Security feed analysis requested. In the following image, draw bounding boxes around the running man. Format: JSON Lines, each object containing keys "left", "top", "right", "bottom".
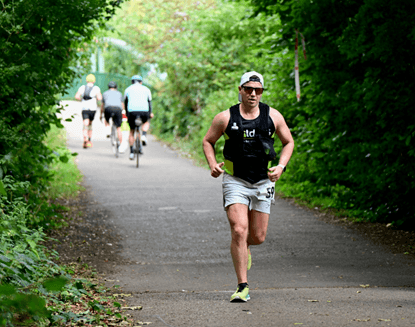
{"left": 101, "top": 81, "right": 124, "bottom": 152}
{"left": 202, "top": 71, "right": 294, "bottom": 302}
{"left": 124, "top": 75, "right": 153, "bottom": 160}
{"left": 75, "top": 74, "right": 102, "bottom": 148}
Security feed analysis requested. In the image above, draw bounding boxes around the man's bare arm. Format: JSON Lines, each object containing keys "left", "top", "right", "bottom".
{"left": 268, "top": 109, "right": 295, "bottom": 181}
{"left": 202, "top": 111, "right": 229, "bottom": 178}
{"left": 96, "top": 91, "right": 103, "bottom": 102}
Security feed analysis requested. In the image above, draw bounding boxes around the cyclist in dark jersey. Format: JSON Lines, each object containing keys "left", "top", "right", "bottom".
{"left": 101, "top": 81, "right": 124, "bottom": 152}
{"left": 202, "top": 71, "right": 294, "bottom": 302}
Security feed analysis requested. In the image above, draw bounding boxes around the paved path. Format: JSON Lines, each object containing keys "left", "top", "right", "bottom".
{"left": 61, "top": 101, "right": 415, "bottom": 326}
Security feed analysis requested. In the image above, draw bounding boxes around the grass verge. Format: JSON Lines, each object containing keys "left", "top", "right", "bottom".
{"left": 45, "top": 125, "right": 84, "bottom": 200}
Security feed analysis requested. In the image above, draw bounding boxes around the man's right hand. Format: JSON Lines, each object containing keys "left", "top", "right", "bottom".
{"left": 211, "top": 162, "right": 225, "bottom": 178}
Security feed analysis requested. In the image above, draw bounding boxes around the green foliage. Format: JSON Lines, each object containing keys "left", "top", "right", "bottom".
{"left": 0, "top": 176, "right": 63, "bottom": 325}
{"left": 107, "top": 0, "right": 216, "bottom": 63}
{"left": 247, "top": 0, "right": 415, "bottom": 225}
{"left": 0, "top": 1, "right": 131, "bottom": 324}
{"left": 112, "top": 0, "right": 415, "bottom": 225}
{"left": 0, "top": 0, "right": 123, "bottom": 228}
{"left": 150, "top": 1, "right": 273, "bottom": 150}
{"left": 44, "top": 125, "right": 84, "bottom": 200}
{"left": 99, "top": 39, "right": 151, "bottom": 79}
{"left": 0, "top": 173, "right": 128, "bottom": 326}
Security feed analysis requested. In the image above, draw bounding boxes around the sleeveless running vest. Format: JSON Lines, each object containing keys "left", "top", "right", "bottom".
{"left": 223, "top": 102, "right": 276, "bottom": 184}
{"left": 83, "top": 85, "right": 93, "bottom": 100}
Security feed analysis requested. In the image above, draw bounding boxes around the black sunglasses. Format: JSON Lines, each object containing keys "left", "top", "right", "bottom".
{"left": 242, "top": 86, "right": 264, "bottom": 95}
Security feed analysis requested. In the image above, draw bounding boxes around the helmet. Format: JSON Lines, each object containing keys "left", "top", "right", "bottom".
{"left": 108, "top": 81, "right": 117, "bottom": 89}
{"left": 131, "top": 75, "right": 143, "bottom": 82}
{"left": 86, "top": 74, "right": 96, "bottom": 83}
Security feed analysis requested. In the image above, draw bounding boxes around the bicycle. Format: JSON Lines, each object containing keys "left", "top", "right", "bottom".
{"left": 107, "top": 114, "right": 120, "bottom": 158}
{"left": 110, "top": 119, "right": 120, "bottom": 158}
{"left": 133, "top": 117, "right": 143, "bottom": 168}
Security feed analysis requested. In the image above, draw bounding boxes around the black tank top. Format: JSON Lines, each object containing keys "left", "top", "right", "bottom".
{"left": 223, "top": 103, "right": 276, "bottom": 184}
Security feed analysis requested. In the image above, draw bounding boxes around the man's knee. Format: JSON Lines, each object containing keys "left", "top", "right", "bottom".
{"left": 249, "top": 231, "right": 267, "bottom": 245}
{"left": 231, "top": 224, "right": 248, "bottom": 242}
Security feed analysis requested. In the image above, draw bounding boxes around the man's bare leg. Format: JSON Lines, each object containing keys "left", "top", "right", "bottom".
{"left": 227, "top": 203, "right": 250, "bottom": 284}
{"left": 88, "top": 128, "right": 93, "bottom": 142}
{"left": 129, "top": 129, "right": 135, "bottom": 147}
{"left": 82, "top": 119, "right": 90, "bottom": 143}
{"left": 117, "top": 127, "right": 122, "bottom": 144}
{"left": 247, "top": 210, "right": 270, "bottom": 246}
{"left": 142, "top": 121, "right": 150, "bottom": 133}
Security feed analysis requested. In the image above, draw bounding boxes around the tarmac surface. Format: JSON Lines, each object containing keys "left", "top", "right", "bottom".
{"left": 61, "top": 101, "right": 415, "bottom": 326}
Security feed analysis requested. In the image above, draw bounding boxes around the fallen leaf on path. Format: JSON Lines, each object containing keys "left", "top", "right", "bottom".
{"left": 354, "top": 318, "right": 370, "bottom": 322}
{"left": 359, "top": 284, "right": 370, "bottom": 288}
{"left": 122, "top": 306, "right": 143, "bottom": 311}
{"left": 378, "top": 319, "right": 391, "bottom": 322}
{"left": 135, "top": 322, "right": 152, "bottom": 326}
{"left": 114, "top": 293, "right": 132, "bottom": 297}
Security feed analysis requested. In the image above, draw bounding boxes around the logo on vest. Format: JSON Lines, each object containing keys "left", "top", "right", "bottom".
{"left": 244, "top": 129, "right": 256, "bottom": 138}
{"left": 231, "top": 122, "right": 239, "bottom": 130}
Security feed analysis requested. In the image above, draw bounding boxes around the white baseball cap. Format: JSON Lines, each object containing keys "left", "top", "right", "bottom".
{"left": 240, "top": 71, "right": 264, "bottom": 87}
{"left": 238, "top": 71, "right": 264, "bottom": 102}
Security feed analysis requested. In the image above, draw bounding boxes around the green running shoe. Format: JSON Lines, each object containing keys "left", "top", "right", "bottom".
{"left": 230, "top": 285, "right": 250, "bottom": 302}
{"left": 247, "top": 247, "right": 251, "bottom": 271}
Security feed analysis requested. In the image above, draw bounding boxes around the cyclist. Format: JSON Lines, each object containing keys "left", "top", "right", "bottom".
{"left": 75, "top": 74, "right": 102, "bottom": 148}
{"left": 101, "top": 81, "right": 124, "bottom": 152}
{"left": 124, "top": 75, "right": 153, "bottom": 160}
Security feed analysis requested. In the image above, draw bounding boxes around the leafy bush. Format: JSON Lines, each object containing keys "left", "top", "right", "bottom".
{"left": 0, "top": 1, "right": 128, "bottom": 324}
{"left": 150, "top": 1, "right": 273, "bottom": 150}
{"left": 0, "top": 173, "right": 124, "bottom": 326}
{"left": 248, "top": 0, "right": 415, "bottom": 225}
{"left": 144, "top": 0, "right": 414, "bottom": 226}
{"left": 0, "top": 0, "right": 123, "bottom": 228}
{"left": 0, "top": 176, "right": 65, "bottom": 325}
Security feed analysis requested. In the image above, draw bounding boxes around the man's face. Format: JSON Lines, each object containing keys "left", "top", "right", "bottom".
{"left": 238, "top": 81, "right": 263, "bottom": 108}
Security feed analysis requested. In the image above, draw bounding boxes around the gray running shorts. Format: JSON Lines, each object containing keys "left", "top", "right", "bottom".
{"left": 222, "top": 173, "right": 275, "bottom": 214}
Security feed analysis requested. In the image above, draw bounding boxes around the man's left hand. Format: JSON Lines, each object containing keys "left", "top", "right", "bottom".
{"left": 267, "top": 166, "right": 283, "bottom": 183}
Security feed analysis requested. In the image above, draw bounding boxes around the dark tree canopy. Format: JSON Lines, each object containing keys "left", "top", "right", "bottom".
{"left": 0, "top": 0, "right": 123, "bottom": 222}
{"left": 248, "top": 0, "right": 415, "bottom": 226}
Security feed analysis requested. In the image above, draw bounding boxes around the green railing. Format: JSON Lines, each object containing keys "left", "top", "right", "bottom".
{"left": 61, "top": 72, "right": 132, "bottom": 100}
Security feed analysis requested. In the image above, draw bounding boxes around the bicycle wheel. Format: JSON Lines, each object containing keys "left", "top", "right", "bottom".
{"left": 110, "top": 119, "right": 115, "bottom": 146}
{"left": 115, "top": 124, "right": 119, "bottom": 158}
{"left": 111, "top": 123, "right": 118, "bottom": 157}
{"left": 135, "top": 128, "right": 140, "bottom": 168}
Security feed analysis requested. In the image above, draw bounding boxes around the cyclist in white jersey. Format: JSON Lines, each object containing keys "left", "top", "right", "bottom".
{"left": 124, "top": 75, "right": 153, "bottom": 160}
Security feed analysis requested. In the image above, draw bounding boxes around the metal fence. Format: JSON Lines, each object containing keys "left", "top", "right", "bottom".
{"left": 61, "top": 72, "right": 132, "bottom": 99}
